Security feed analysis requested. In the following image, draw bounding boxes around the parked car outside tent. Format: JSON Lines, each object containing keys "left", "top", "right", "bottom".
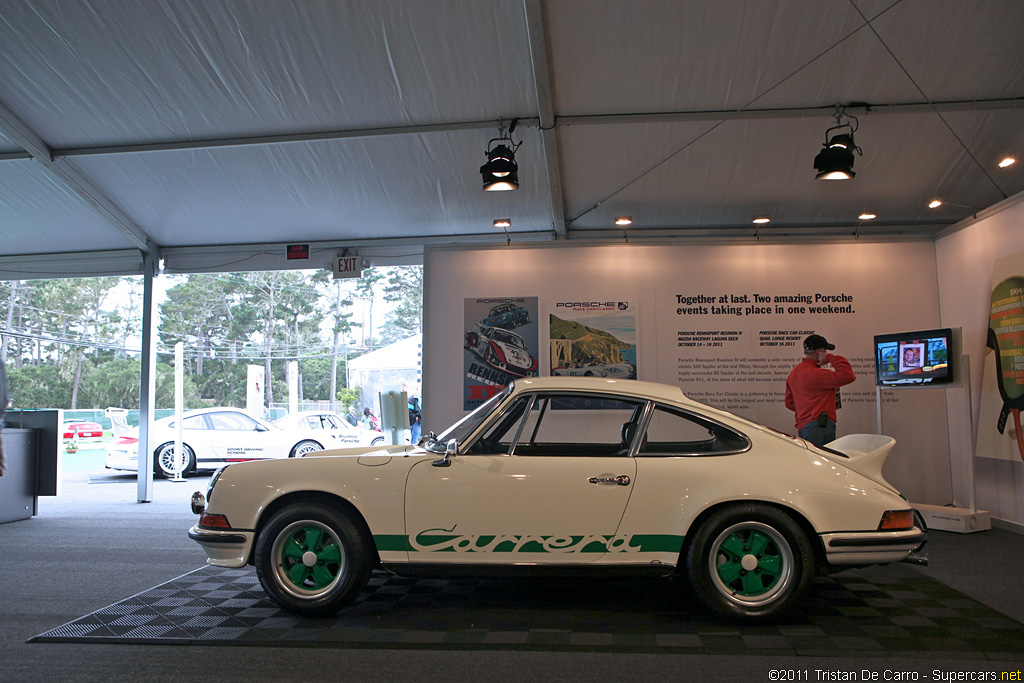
{"left": 62, "top": 420, "right": 105, "bottom": 440}
{"left": 272, "top": 411, "right": 385, "bottom": 447}
{"left": 189, "top": 377, "right": 926, "bottom": 622}
{"left": 106, "top": 407, "right": 341, "bottom": 478}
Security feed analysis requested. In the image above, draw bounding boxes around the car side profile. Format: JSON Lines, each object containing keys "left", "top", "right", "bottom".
{"left": 189, "top": 377, "right": 926, "bottom": 622}
{"left": 107, "top": 407, "right": 334, "bottom": 478}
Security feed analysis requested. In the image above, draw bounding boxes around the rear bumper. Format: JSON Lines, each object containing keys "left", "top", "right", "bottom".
{"left": 820, "top": 527, "right": 927, "bottom": 566}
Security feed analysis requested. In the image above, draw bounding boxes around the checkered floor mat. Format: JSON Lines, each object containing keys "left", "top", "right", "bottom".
{"left": 29, "top": 566, "right": 1024, "bottom": 659}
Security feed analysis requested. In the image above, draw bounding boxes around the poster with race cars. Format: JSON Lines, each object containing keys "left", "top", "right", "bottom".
{"left": 464, "top": 297, "right": 540, "bottom": 409}
{"left": 549, "top": 300, "right": 638, "bottom": 379}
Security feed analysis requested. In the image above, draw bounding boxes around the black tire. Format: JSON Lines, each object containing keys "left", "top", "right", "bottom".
{"left": 684, "top": 503, "right": 813, "bottom": 621}
{"left": 154, "top": 442, "right": 196, "bottom": 478}
{"left": 254, "top": 502, "right": 372, "bottom": 617}
{"left": 290, "top": 439, "right": 323, "bottom": 458}
{"left": 371, "top": 436, "right": 385, "bottom": 446}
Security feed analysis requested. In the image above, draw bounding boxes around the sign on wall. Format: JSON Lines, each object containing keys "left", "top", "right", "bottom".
{"left": 463, "top": 297, "right": 539, "bottom": 409}
{"left": 978, "top": 249, "right": 1024, "bottom": 461}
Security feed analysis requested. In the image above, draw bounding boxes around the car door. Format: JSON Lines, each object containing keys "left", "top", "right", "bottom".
{"left": 204, "top": 410, "right": 275, "bottom": 462}
{"left": 404, "top": 392, "right": 642, "bottom": 565}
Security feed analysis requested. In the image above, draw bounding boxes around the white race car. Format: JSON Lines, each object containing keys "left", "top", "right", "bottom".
{"left": 189, "top": 377, "right": 926, "bottom": 622}
{"left": 552, "top": 362, "right": 636, "bottom": 379}
{"left": 272, "top": 411, "right": 386, "bottom": 447}
{"left": 106, "top": 407, "right": 340, "bottom": 478}
{"left": 464, "top": 324, "right": 538, "bottom": 378}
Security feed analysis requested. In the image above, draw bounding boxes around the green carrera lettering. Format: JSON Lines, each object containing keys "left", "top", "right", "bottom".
{"left": 372, "top": 528, "right": 685, "bottom": 554}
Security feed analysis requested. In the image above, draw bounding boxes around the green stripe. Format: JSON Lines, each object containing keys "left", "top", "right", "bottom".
{"left": 373, "top": 533, "right": 684, "bottom": 554}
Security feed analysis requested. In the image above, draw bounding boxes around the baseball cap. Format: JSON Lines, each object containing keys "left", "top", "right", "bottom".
{"left": 803, "top": 334, "right": 835, "bottom": 352}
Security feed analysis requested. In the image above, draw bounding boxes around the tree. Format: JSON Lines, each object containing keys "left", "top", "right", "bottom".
{"left": 380, "top": 266, "right": 423, "bottom": 345}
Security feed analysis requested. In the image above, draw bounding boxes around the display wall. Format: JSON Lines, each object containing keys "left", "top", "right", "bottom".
{"left": 424, "top": 240, "right": 955, "bottom": 505}
{"left": 936, "top": 195, "right": 1024, "bottom": 528}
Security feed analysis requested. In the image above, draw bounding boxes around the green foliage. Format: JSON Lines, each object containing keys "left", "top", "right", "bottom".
{"left": 1, "top": 266, "right": 422, "bottom": 411}
{"left": 336, "top": 387, "right": 359, "bottom": 409}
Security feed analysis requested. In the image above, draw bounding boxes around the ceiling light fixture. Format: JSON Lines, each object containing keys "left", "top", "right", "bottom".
{"left": 814, "top": 105, "right": 862, "bottom": 180}
{"left": 614, "top": 216, "right": 632, "bottom": 226}
{"left": 999, "top": 157, "right": 1016, "bottom": 168}
{"left": 752, "top": 215, "right": 771, "bottom": 224}
{"left": 927, "top": 199, "right": 980, "bottom": 218}
{"left": 480, "top": 119, "right": 521, "bottom": 191}
{"left": 493, "top": 218, "right": 512, "bottom": 245}
{"left": 858, "top": 212, "right": 876, "bottom": 220}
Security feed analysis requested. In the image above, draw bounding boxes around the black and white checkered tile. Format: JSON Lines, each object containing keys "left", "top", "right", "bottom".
{"left": 30, "top": 566, "right": 1024, "bottom": 659}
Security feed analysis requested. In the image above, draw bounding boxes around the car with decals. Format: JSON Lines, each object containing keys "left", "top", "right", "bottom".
{"left": 480, "top": 302, "right": 530, "bottom": 329}
{"left": 464, "top": 324, "right": 538, "bottom": 378}
{"left": 106, "top": 407, "right": 337, "bottom": 478}
{"left": 189, "top": 377, "right": 926, "bottom": 621}
{"left": 272, "top": 411, "right": 386, "bottom": 448}
{"left": 552, "top": 362, "right": 636, "bottom": 379}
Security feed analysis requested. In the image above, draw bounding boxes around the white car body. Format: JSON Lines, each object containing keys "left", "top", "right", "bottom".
{"left": 106, "top": 407, "right": 341, "bottom": 477}
{"left": 552, "top": 362, "right": 636, "bottom": 378}
{"left": 272, "top": 411, "right": 386, "bottom": 448}
{"left": 189, "top": 377, "right": 926, "bottom": 621}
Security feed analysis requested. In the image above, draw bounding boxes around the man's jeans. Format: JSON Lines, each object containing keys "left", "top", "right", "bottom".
{"left": 798, "top": 418, "right": 836, "bottom": 448}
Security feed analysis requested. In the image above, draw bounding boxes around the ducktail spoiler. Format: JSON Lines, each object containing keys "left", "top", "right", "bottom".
{"left": 824, "top": 434, "right": 898, "bottom": 489}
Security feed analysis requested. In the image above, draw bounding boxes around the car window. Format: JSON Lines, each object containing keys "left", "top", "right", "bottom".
{"left": 303, "top": 416, "right": 324, "bottom": 430}
{"left": 208, "top": 411, "right": 260, "bottom": 431}
{"left": 464, "top": 396, "right": 532, "bottom": 454}
{"left": 180, "top": 414, "right": 208, "bottom": 430}
{"left": 511, "top": 393, "right": 645, "bottom": 457}
{"left": 638, "top": 405, "right": 749, "bottom": 456}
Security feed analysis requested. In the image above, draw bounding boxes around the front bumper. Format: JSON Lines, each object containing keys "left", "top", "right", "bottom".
{"left": 820, "top": 527, "right": 928, "bottom": 566}
{"left": 188, "top": 524, "right": 253, "bottom": 567}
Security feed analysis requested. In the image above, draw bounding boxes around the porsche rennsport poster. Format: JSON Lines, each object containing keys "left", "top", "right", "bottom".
{"left": 549, "top": 300, "right": 638, "bottom": 380}
{"left": 463, "top": 297, "right": 539, "bottom": 410}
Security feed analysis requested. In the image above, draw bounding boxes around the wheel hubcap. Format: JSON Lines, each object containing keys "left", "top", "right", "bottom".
{"left": 709, "top": 521, "right": 793, "bottom": 607}
{"left": 273, "top": 521, "right": 348, "bottom": 598}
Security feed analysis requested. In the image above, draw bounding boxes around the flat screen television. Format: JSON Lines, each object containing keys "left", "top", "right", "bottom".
{"left": 874, "top": 328, "right": 955, "bottom": 386}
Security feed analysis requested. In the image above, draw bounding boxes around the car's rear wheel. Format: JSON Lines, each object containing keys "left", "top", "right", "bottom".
{"left": 255, "top": 503, "right": 372, "bottom": 616}
{"left": 370, "top": 436, "right": 385, "bottom": 446}
{"left": 685, "top": 503, "right": 813, "bottom": 621}
{"left": 290, "top": 440, "right": 323, "bottom": 458}
{"left": 154, "top": 442, "right": 196, "bottom": 478}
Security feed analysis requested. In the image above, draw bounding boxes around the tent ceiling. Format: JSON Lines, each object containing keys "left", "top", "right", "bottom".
{"left": 1, "top": 0, "right": 1023, "bottom": 277}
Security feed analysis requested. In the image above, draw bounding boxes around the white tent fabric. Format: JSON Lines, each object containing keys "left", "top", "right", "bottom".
{"left": 1, "top": 0, "right": 1023, "bottom": 278}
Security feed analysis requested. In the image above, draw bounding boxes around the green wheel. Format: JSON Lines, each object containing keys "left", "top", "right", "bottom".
{"left": 255, "top": 502, "right": 372, "bottom": 616}
{"left": 685, "top": 503, "right": 813, "bottom": 621}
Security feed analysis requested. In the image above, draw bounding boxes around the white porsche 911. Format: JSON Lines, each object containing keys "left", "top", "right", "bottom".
{"left": 189, "top": 377, "right": 926, "bottom": 621}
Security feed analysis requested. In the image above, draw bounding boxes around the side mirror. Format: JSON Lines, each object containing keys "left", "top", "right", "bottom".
{"left": 432, "top": 438, "right": 458, "bottom": 467}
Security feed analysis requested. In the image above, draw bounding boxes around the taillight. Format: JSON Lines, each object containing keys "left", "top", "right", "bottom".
{"left": 199, "top": 513, "right": 231, "bottom": 529}
{"left": 878, "top": 509, "right": 915, "bottom": 531}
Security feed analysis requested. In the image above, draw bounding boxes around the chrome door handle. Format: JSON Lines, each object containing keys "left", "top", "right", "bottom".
{"left": 589, "top": 475, "right": 630, "bottom": 486}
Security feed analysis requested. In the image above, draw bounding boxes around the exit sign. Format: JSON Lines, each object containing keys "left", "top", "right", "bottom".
{"left": 335, "top": 255, "right": 363, "bottom": 279}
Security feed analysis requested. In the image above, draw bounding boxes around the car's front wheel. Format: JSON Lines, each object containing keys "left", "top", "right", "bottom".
{"left": 154, "top": 442, "right": 196, "bottom": 478}
{"left": 290, "top": 440, "right": 323, "bottom": 458}
{"left": 255, "top": 503, "right": 372, "bottom": 617}
{"left": 684, "top": 503, "right": 813, "bottom": 621}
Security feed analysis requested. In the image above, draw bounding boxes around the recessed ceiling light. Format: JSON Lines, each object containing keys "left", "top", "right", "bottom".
{"left": 752, "top": 215, "right": 771, "bottom": 224}
{"left": 614, "top": 216, "right": 632, "bottom": 226}
{"left": 493, "top": 218, "right": 511, "bottom": 229}
{"left": 858, "top": 213, "right": 876, "bottom": 220}
{"left": 928, "top": 200, "right": 942, "bottom": 209}
{"left": 999, "top": 157, "right": 1016, "bottom": 168}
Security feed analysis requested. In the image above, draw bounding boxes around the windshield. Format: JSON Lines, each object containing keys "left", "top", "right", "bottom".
{"left": 425, "top": 385, "right": 513, "bottom": 453}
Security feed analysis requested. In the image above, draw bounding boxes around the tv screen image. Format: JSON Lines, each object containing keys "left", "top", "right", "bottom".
{"left": 874, "top": 328, "right": 954, "bottom": 386}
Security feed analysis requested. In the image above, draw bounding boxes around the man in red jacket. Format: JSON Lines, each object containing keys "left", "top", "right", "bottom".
{"left": 784, "top": 334, "right": 856, "bottom": 448}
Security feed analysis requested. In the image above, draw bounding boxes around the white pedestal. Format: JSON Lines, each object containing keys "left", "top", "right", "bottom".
{"left": 913, "top": 503, "right": 991, "bottom": 533}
